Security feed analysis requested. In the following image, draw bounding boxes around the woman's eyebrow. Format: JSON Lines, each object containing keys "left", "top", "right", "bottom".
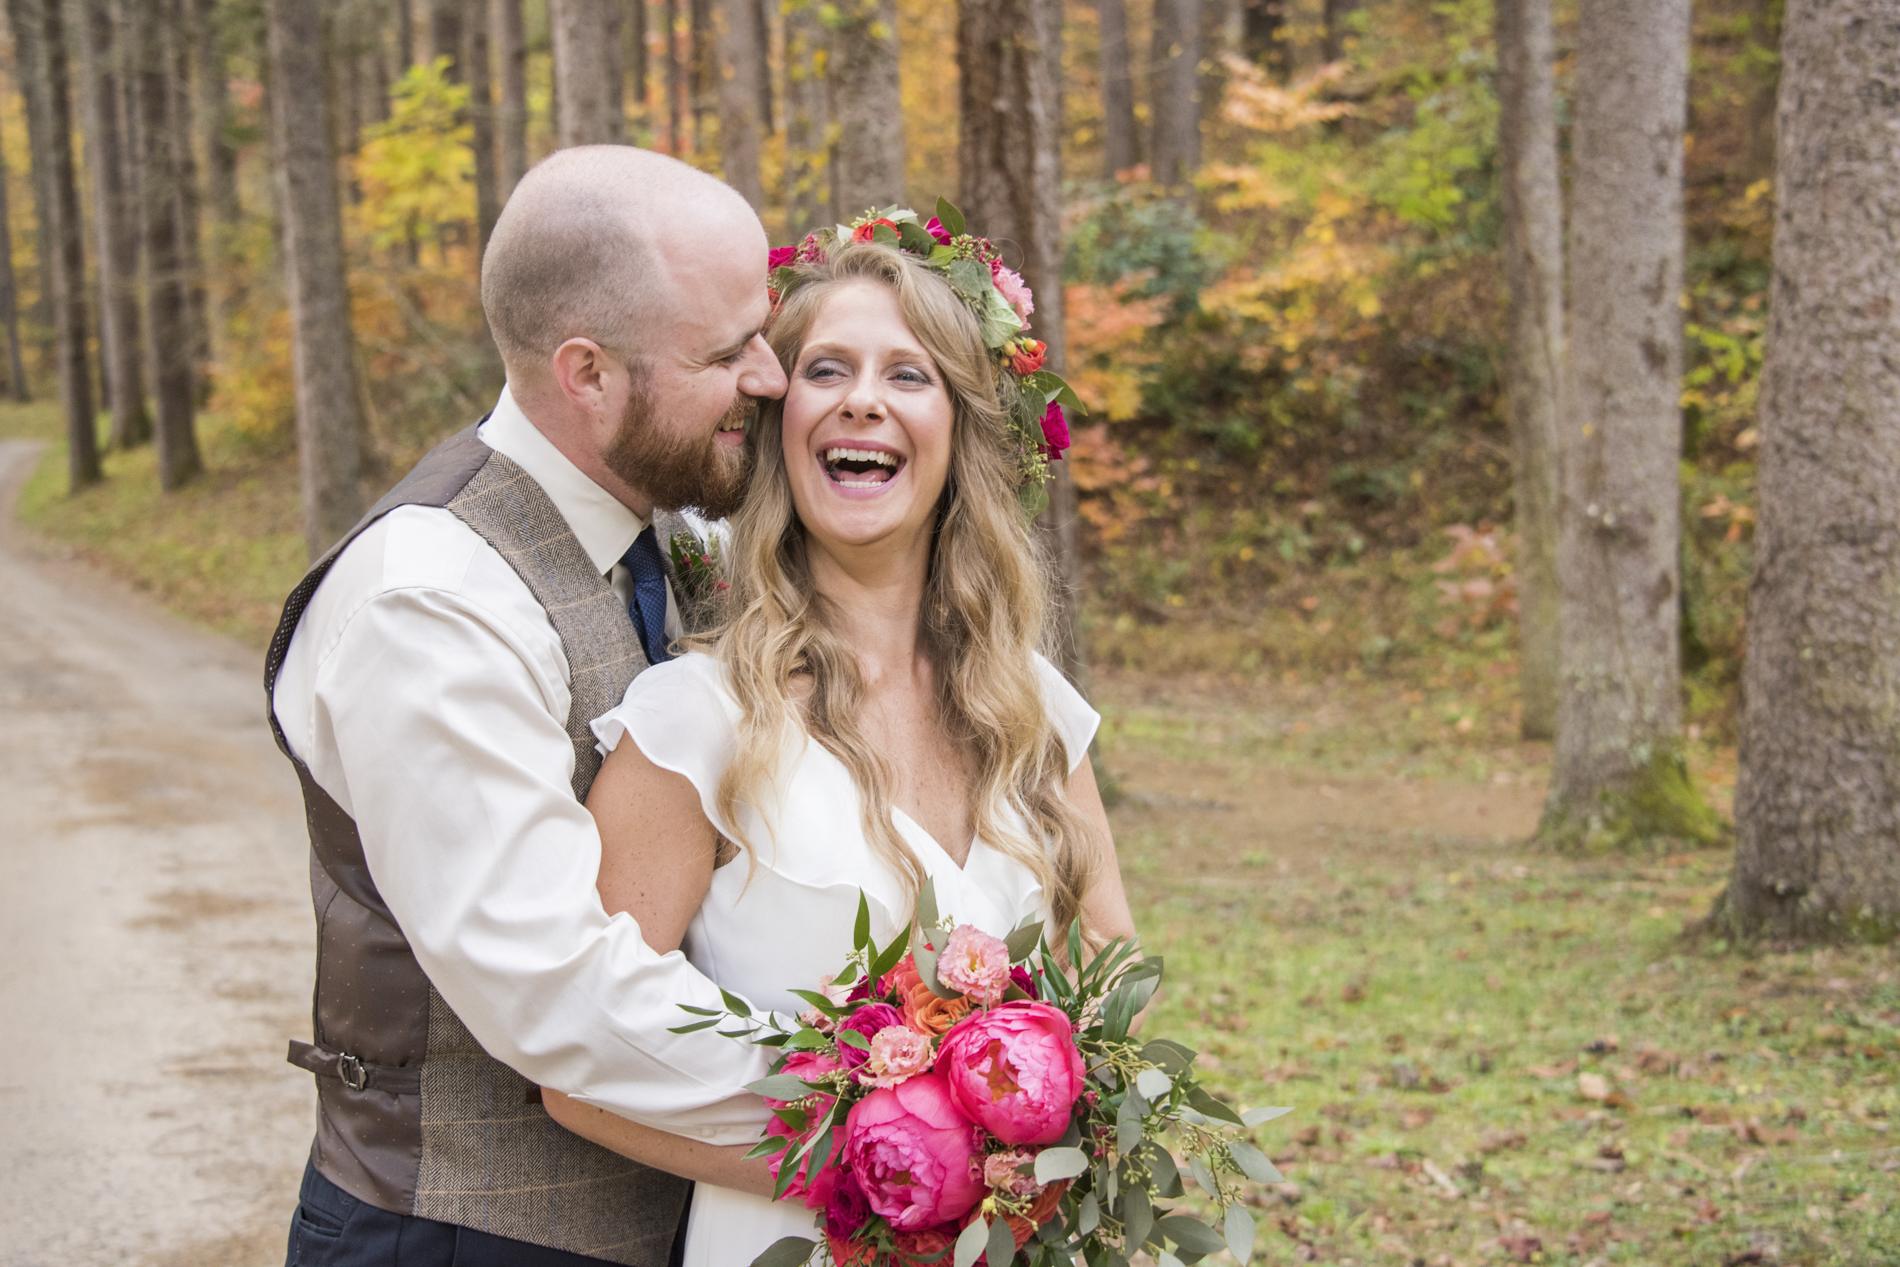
{"left": 801, "top": 340, "right": 931, "bottom": 362}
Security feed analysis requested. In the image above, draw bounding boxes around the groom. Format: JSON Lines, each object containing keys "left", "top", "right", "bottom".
{"left": 267, "top": 148, "right": 785, "bottom": 1266}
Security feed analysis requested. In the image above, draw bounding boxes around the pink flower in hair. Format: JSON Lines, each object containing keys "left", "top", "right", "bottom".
{"left": 1039, "top": 402, "right": 1069, "bottom": 460}
{"left": 989, "top": 262, "right": 1035, "bottom": 321}
{"left": 768, "top": 246, "right": 797, "bottom": 271}
{"left": 924, "top": 217, "right": 953, "bottom": 245}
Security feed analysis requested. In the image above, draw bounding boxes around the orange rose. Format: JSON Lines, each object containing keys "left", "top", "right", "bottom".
{"left": 853, "top": 218, "right": 899, "bottom": 243}
{"left": 1010, "top": 339, "right": 1047, "bottom": 376}
{"left": 903, "top": 981, "right": 972, "bottom": 1036}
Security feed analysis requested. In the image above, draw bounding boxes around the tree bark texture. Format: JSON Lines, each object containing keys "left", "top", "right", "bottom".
{"left": 13, "top": 0, "right": 57, "bottom": 381}
{"left": 494, "top": 0, "right": 528, "bottom": 195}
{"left": 751, "top": 0, "right": 772, "bottom": 131}
{"left": 1149, "top": 0, "right": 1200, "bottom": 190}
{"left": 467, "top": 0, "right": 501, "bottom": 250}
{"left": 10, "top": 0, "right": 100, "bottom": 489}
{"left": 266, "top": 0, "right": 368, "bottom": 558}
{"left": 193, "top": 0, "right": 239, "bottom": 231}
{"left": 1723, "top": 0, "right": 1900, "bottom": 940}
{"left": 628, "top": 0, "right": 649, "bottom": 122}
{"left": 167, "top": 0, "right": 211, "bottom": 396}
{"left": 781, "top": 0, "right": 828, "bottom": 238}
{"left": 130, "top": 0, "right": 200, "bottom": 488}
{"left": 79, "top": 0, "right": 149, "bottom": 449}
{"left": 714, "top": 0, "right": 764, "bottom": 207}
{"left": 958, "top": 0, "right": 1084, "bottom": 689}
{"left": 827, "top": 0, "right": 905, "bottom": 218}
{"left": 0, "top": 134, "right": 28, "bottom": 401}
{"left": 1494, "top": 0, "right": 1561, "bottom": 741}
{"left": 1542, "top": 0, "right": 1714, "bottom": 849}
{"left": 551, "top": 0, "right": 622, "bottom": 144}
{"left": 428, "top": 0, "right": 461, "bottom": 68}
{"left": 1097, "top": 0, "right": 1137, "bottom": 176}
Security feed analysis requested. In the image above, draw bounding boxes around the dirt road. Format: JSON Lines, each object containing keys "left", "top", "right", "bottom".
{"left": 0, "top": 441, "right": 315, "bottom": 1266}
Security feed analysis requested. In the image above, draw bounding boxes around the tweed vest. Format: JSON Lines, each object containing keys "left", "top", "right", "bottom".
{"left": 264, "top": 424, "right": 705, "bottom": 1264}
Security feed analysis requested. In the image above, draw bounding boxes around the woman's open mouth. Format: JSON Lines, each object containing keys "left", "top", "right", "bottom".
{"left": 822, "top": 446, "right": 904, "bottom": 489}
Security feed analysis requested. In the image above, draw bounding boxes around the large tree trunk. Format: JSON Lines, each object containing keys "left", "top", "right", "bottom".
{"left": 79, "top": 0, "right": 148, "bottom": 450}
{"left": 782, "top": 0, "right": 827, "bottom": 238}
{"left": 0, "top": 135, "right": 28, "bottom": 401}
{"left": 1149, "top": 0, "right": 1200, "bottom": 190}
{"left": 1097, "top": 0, "right": 1137, "bottom": 177}
{"left": 1494, "top": 0, "right": 1561, "bottom": 742}
{"left": 494, "top": 0, "right": 528, "bottom": 196}
{"left": 714, "top": 0, "right": 764, "bottom": 207}
{"left": 10, "top": 0, "right": 100, "bottom": 490}
{"left": 1721, "top": 0, "right": 1900, "bottom": 940}
{"left": 827, "top": 0, "right": 904, "bottom": 217}
{"left": 130, "top": 0, "right": 200, "bottom": 489}
{"left": 550, "top": 0, "right": 623, "bottom": 145}
{"left": 1540, "top": 0, "right": 1715, "bottom": 850}
{"left": 959, "top": 0, "right": 1084, "bottom": 689}
{"left": 467, "top": 1, "right": 501, "bottom": 250}
{"left": 168, "top": 0, "right": 211, "bottom": 400}
{"left": 266, "top": 0, "right": 367, "bottom": 559}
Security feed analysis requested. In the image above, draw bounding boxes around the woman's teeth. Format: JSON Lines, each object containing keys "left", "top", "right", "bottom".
{"left": 823, "top": 447, "right": 901, "bottom": 487}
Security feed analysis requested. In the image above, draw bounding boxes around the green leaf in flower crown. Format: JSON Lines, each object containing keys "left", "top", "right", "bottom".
{"left": 1003, "top": 920, "right": 1044, "bottom": 964}
{"left": 871, "top": 222, "right": 900, "bottom": 247}
{"left": 935, "top": 196, "right": 965, "bottom": 237}
{"left": 748, "top": 1235, "right": 818, "bottom": 1267}
{"left": 897, "top": 220, "right": 937, "bottom": 254}
{"left": 1019, "top": 371, "right": 1088, "bottom": 415}
{"left": 1017, "top": 481, "right": 1049, "bottom": 517}
{"left": 977, "top": 281, "right": 1025, "bottom": 348}
{"left": 946, "top": 258, "right": 991, "bottom": 305}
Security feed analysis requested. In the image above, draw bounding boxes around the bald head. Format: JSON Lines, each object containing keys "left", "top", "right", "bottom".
{"left": 481, "top": 146, "right": 762, "bottom": 386}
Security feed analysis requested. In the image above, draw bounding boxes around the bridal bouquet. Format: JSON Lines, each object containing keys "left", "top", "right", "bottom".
{"left": 674, "top": 881, "right": 1290, "bottom": 1267}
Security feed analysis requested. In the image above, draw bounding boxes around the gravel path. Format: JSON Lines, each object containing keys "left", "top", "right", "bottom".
{"left": 0, "top": 440, "right": 315, "bottom": 1266}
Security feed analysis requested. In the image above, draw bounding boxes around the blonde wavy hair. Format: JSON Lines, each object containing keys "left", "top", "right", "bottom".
{"left": 691, "top": 241, "right": 1100, "bottom": 949}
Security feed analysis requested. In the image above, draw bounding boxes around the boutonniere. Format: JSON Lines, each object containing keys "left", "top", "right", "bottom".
{"left": 667, "top": 530, "right": 728, "bottom": 610}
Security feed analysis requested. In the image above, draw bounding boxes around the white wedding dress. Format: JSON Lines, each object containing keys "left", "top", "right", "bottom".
{"left": 590, "top": 650, "right": 1098, "bottom": 1267}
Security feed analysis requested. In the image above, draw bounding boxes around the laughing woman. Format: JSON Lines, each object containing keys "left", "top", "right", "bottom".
{"left": 542, "top": 236, "right": 1137, "bottom": 1265}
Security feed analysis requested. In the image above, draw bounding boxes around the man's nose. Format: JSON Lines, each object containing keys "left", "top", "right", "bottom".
{"left": 736, "top": 335, "right": 787, "bottom": 400}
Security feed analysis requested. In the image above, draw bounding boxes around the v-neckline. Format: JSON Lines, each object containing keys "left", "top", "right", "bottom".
{"left": 891, "top": 804, "right": 979, "bottom": 873}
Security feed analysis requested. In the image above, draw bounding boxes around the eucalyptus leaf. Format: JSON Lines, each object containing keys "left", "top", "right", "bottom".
{"left": 1185, "top": 1086, "right": 1244, "bottom": 1127}
{"left": 1138, "top": 1142, "right": 1184, "bottom": 1199}
{"left": 1240, "top": 1105, "right": 1293, "bottom": 1127}
{"left": 1141, "top": 1039, "right": 1196, "bottom": 1075}
{"left": 1224, "top": 1205, "right": 1256, "bottom": 1267}
{"left": 1122, "top": 1188, "right": 1153, "bottom": 1253}
{"left": 1077, "top": 1193, "right": 1099, "bottom": 1236}
{"left": 916, "top": 877, "right": 942, "bottom": 934}
{"left": 1188, "top": 1154, "right": 1218, "bottom": 1199}
{"left": 1157, "top": 1255, "right": 1186, "bottom": 1267}
{"left": 987, "top": 1212, "right": 1017, "bottom": 1267}
{"left": 1155, "top": 1215, "right": 1226, "bottom": 1256}
{"left": 1228, "top": 1141, "right": 1284, "bottom": 1185}
{"left": 1135, "top": 1068, "right": 1173, "bottom": 1101}
{"left": 1004, "top": 921, "right": 1044, "bottom": 964}
{"left": 1034, "top": 1146, "right": 1090, "bottom": 1184}
{"left": 748, "top": 1236, "right": 818, "bottom": 1267}
{"left": 953, "top": 1217, "right": 990, "bottom": 1267}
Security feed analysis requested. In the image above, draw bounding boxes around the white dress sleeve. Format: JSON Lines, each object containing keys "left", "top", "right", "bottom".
{"left": 1033, "top": 653, "right": 1101, "bottom": 772}
{"left": 592, "top": 653, "right": 747, "bottom": 840}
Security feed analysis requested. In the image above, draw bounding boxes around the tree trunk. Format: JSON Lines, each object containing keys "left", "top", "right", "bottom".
{"left": 782, "top": 0, "right": 827, "bottom": 238}
{"left": 1149, "top": 0, "right": 1200, "bottom": 190}
{"left": 958, "top": 0, "right": 1084, "bottom": 689}
{"left": 1241, "top": 0, "right": 1284, "bottom": 75}
{"left": 168, "top": 0, "right": 211, "bottom": 399}
{"left": 10, "top": 0, "right": 100, "bottom": 489}
{"left": 1720, "top": 0, "right": 1900, "bottom": 939}
{"left": 428, "top": 0, "right": 461, "bottom": 68}
{"left": 130, "top": 0, "right": 200, "bottom": 489}
{"left": 1741, "top": 0, "right": 1781, "bottom": 185}
{"left": 0, "top": 135, "right": 27, "bottom": 401}
{"left": 13, "top": 0, "right": 57, "bottom": 384}
{"left": 193, "top": 0, "right": 238, "bottom": 230}
{"left": 1494, "top": 0, "right": 1561, "bottom": 742}
{"left": 751, "top": 0, "right": 772, "bottom": 132}
{"left": 714, "top": 0, "right": 764, "bottom": 207}
{"left": 665, "top": 0, "right": 683, "bottom": 153}
{"left": 467, "top": 1, "right": 501, "bottom": 250}
{"left": 79, "top": 0, "right": 149, "bottom": 449}
{"left": 827, "top": 0, "right": 904, "bottom": 217}
{"left": 690, "top": 0, "right": 710, "bottom": 146}
{"left": 550, "top": 0, "right": 622, "bottom": 145}
{"left": 1097, "top": 0, "right": 1137, "bottom": 177}
{"left": 628, "top": 0, "right": 649, "bottom": 123}
{"left": 495, "top": 0, "right": 527, "bottom": 196}
{"left": 1540, "top": 0, "right": 1715, "bottom": 850}
{"left": 397, "top": 0, "right": 414, "bottom": 68}
{"left": 1322, "top": 0, "right": 1358, "bottom": 62}
{"left": 266, "top": 0, "right": 367, "bottom": 559}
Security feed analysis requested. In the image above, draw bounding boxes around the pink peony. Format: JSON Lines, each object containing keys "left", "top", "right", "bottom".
{"left": 939, "top": 924, "right": 1012, "bottom": 1006}
{"left": 837, "top": 1002, "right": 904, "bottom": 1071}
{"left": 1039, "top": 402, "right": 1069, "bottom": 460}
{"left": 934, "top": 1001, "right": 1085, "bottom": 1146}
{"left": 842, "top": 1072, "right": 987, "bottom": 1230}
{"left": 860, "top": 1025, "right": 935, "bottom": 1089}
{"left": 768, "top": 245, "right": 798, "bottom": 271}
{"left": 924, "top": 217, "right": 953, "bottom": 245}
{"left": 990, "top": 262, "right": 1035, "bottom": 321}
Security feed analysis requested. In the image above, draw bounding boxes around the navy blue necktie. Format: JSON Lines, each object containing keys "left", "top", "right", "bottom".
{"left": 620, "top": 525, "right": 674, "bottom": 666}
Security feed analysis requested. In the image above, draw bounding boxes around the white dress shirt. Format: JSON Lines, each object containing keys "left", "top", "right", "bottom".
{"left": 271, "top": 386, "right": 768, "bottom": 1143}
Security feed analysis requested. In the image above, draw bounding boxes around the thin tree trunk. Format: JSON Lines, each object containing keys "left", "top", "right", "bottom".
{"left": 1741, "top": 0, "right": 1780, "bottom": 185}
{"left": 369, "top": 5, "right": 392, "bottom": 125}
{"left": 1540, "top": 0, "right": 1714, "bottom": 850}
{"left": 714, "top": 0, "right": 764, "bottom": 207}
{"left": 468, "top": 1, "right": 501, "bottom": 250}
{"left": 1494, "top": 0, "right": 1561, "bottom": 742}
{"left": 495, "top": 0, "right": 527, "bottom": 195}
{"left": 1322, "top": 0, "right": 1358, "bottom": 62}
{"left": 690, "top": 0, "right": 710, "bottom": 146}
{"left": 828, "top": 0, "right": 904, "bottom": 217}
{"left": 751, "top": 0, "right": 771, "bottom": 132}
{"left": 0, "top": 137, "right": 27, "bottom": 401}
{"left": 168, "top": 0, "right": 211, "bottom": 398}
{"left": 550, "top": 0, "right": 622, "bottom": 145}
{"left": 1149, "top": 0, "right": 1200, "bottom": 190}
{"left": 80, "top": 0, "right": 148, "bottom": 449}
{"left": 665, "top": 0, "right": 683, "bottom": 152}
{"left": 1721, "top": 0, "right": 1900, "bottom": 939}
{"left": 782, "top": 0, "right": 827, "bottom": 238}
{"left": 14, "top": 0, "right": 57, "bottom": 383}
{"left": 193, "top": 0, "right": 240, "bottom": 369}
{"left": 1098, "top": 0, "right": 1137, "bottom": 176}
{"left": 130, "top": 0, "right": 199, "bottom": 489}
{"left": 397, "top": 0, "right": 414, "bottom": 69}
{"left": 428, "top": 0, "right": 460, "bottom": 68}
{"left": 1241, "top": 0, "right": 1284, "bottom": 75}
{"left": 266, "top": 0, "right": 367, "bottom": 558}
{"left": 604, "top": 0, "right": 625, "bottom": 126}
{"left": 628, "top": 0, "right": 649, "bottom": 124}
{"left": 959, "top": 0, "right": 1083, "bottom": 688}
{"left": 10, "top": 0, "right": 100, "bottom": 489}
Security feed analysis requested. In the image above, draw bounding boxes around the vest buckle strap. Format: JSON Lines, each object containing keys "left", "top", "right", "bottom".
{"left": 288, "top": 1040, "right": 422, "bottom": 1096}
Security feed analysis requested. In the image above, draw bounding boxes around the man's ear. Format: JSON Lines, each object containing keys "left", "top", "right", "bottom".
{"left": 550, "top": 338, "right": 615, "bottom": 417}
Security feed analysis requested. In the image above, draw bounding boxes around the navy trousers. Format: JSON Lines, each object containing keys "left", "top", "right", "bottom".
{"left": 285, "top": 1159, "right": 690, "bottom": 1267}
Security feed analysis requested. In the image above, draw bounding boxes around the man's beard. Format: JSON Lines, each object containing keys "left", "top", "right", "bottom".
{"left": 601, "top": 379, "right": 755, "bottom": 520}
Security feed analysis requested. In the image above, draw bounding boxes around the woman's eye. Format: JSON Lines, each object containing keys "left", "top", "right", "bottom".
{"left": 892, "top": 367, "right": 931, "bottom": 385}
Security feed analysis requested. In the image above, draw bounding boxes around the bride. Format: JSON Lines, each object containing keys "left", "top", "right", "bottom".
{"left": 544, "top": 233, "right": 1136, "bottom": 1265}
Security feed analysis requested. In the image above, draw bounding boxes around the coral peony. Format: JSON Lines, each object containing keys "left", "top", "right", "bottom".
{"left": 1038, "top": 402, "right": 1069, "bottom": 460}
{"left": 860, "top": 1025, "right": 934, "bottom": 1089}
{"left": 842, "top": 1073, "right": 987, "bottom": 1230}
{"left": 935, "top": 1002, "right": 1085, "bottom": 1146}
{"left": 837, "top": 1003, "right": 905, "bottom": 1071}
{"left": 892, "top": 1224, "right": 958, "bottom": 1265}
{"left": 825, "top": 1230, "right": 883, "bottom": 1267}
{"left": 958, "top": 1179, "right": 1069, "bottom": 1260}
{"left": 1010, "top": 339, "right": 1047, "bottom": 377}
{"left": 853, "top": 218, "right": 900, "bottom": 243}
{"left": 903, "top": 981, "right": 973, "bottom": 1036}
{"left": 939, "top": 924, "right": 1012, "bottom": 1006}
{"left": 989, "top": 263, "right": 1035, "bottom": 320}
{"left": 768, "top": 246, "right": 798, "bottom": 271}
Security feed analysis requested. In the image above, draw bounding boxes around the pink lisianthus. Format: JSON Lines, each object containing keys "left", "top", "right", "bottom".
{"left": 859, "top": 1024, "right": 934, "bottom": 1089}
{"left": 924, "top": 217, "right": 953, "bottom": 245}
{"left": 842, "top": 1072, "right": 988, "bottom": 1229}
{"left": 934, "top": 1001, "right": 1086, "bottom": 1146}
{"left": 983, "top": 1149, "right": 1041, "bottom": 1197}
{"left": 837, "top": 1002, "right": 905, "bottom": 1071}
{"left": 768, "top": 245, "right": 798, "bottom": 271}
{"left": 1039, "top": 402, "right": 1069, "bottom": 460}
{"left": 990, "top": 262, "right": 1035, "bottom": 320}
{"left": 938, "top": 924, "right": 1012, "bottom": 1006}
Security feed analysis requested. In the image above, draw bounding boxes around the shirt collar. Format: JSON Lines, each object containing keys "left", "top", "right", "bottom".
{"left": 477, "top": 385, "right": 645, "bottom": 576}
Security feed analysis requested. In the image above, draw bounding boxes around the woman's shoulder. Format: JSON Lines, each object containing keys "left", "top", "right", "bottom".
{"left": 1029, "top": 652, "right": 1100, "bottom": 772}
{"left": 590, "top": 650, "right": 740, "bottom": 755}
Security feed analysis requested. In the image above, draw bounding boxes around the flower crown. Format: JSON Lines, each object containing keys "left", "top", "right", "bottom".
{"left": 768, "top": 198, "right": 1085, "bottom": 515}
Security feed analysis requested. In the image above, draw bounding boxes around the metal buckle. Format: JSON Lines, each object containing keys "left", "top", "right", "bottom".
{"left": 336, "top": 1053, "right": 368, "bottom": 1092}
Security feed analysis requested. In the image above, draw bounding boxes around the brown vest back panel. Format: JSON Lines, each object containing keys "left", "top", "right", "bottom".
{"left": 265, "top": 425, "right": 698, "bottom": 1264}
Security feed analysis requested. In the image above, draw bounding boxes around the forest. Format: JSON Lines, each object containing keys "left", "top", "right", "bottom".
{"left": 1, "top": 0, "right": 1897, "bottom": 1262}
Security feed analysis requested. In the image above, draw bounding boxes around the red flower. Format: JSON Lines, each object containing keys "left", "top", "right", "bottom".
{"left": 853, "top": 218, "right": 900, "bottom": 243}
{"left": 1009, "top": 339, "right": 1047, "bottom": 377}
{"left": 1039, "top": 402, "right": 1069, "bottom": 460}
{"left": 768, "top": 246, "right": 797, "bottom": 270}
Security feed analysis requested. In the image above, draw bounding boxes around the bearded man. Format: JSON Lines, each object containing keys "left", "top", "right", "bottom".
{"left": 267, "top": 148, "right": 786, "bottom": 1267}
